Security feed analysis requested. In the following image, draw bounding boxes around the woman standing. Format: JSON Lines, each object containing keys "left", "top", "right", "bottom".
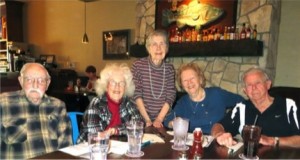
{"left": 163, "top": 63, "right": 244, "bottom": 134}
{"left": 131, "top": 30, "right": 176, "bottom": 128}
{"left": 77, "top": 63, "right": 142, "bottom": 143}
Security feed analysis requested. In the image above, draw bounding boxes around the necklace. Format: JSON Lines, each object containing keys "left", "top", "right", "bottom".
{"left": 189, "top": 100, "right": 200, "bottom": 114}
{"left": 189, "top": 91, "right": 206, "bottom": 114}
{"left": 148, "top": 59, "right": 165, "bottom": 99}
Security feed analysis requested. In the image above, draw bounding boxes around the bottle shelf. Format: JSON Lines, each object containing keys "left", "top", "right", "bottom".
{"left": 130, "top": 39, "right": 263, "bottom": 58}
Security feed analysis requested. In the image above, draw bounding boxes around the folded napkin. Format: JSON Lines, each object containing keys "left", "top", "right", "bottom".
{"left": 167, "top": 131, "right": 214, "bottom": 148}
{"left": 59, "top": 142, "right": 90, "bottom": 156}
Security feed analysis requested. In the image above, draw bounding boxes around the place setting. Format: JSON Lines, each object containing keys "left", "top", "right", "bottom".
{"left": 59, "top": 120, "right": 165, "bottom": 159}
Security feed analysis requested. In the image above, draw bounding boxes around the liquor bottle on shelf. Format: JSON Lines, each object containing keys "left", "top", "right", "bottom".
{"left": 173, "top": 27, "right": 179, "bottom": 43}
{"left": 191, "top": 28, "right": 197, "bottom": 42}
{"left": 214, "top": 28, "right": 220, "bottom": 41}
{"left": 252, "top": 24, "right": 257, "bottom": 40}
{"left": 240, "top": 23, "right": 246, "bottom": 40}
{"left": 202, "top": 30, "right": 208, "bottom": 42}
{"left": 185, "top": 28, "right": 191, "bottom": 42}
{"left": 246, "top": 24, "right": 251, "bottom": 39}
{"left": 196, "top": 29, "right": 202, "bottom": 42}
{"left": 226, "top": 26, "right": 231, "bottom": 40}
{"left": 223, "top": 26, "right": 227, "bottom": 40}
{"left": 208, "top": 29, "right": 214, "bottom": 41}
{"left": 230, "top": 26, "right": 235, "bottom": 40}
{"left": 235, "top": 27, "right": 240, "bottom": 40}
{"left": 178, "top": 29, "right": 182, "bottom": 43}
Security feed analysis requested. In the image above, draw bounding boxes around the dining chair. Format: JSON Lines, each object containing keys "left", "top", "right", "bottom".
{"left": 67, "top": 112, "right": 84, "bottom": 144}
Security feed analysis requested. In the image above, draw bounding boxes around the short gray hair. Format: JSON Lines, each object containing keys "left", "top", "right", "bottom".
{"left": 242, "top": 66, "right": 270, "bottom": 86}
{"left": 94, "top": 63, "right": 135, "bottom": 97}
{"left": 145, "top": 30, "right": 169, "bottom": 53}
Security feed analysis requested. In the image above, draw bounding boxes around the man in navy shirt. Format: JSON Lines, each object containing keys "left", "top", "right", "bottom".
{"left": 211, "top": 67, "right": 300, "bottom": 148}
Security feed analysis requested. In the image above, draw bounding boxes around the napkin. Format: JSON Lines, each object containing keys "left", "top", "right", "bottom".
{"left": 167, "top": 131, "right": 214, "bottom": 148}
{"left": 227, "top": 142, "right": 243, "bottom": 154}
{"left": 109, "top": 140, "right": 128, "bottom": 155}
{"left": 59, "top": 142, "right": 90, "bottom": 156}
{"left": 143, "top": 133, "right": 165, "bottom": 143}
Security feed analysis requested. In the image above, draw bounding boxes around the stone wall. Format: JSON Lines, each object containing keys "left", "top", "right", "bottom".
{"left": 135, "top": 0, "right": 280, "bottom": 96}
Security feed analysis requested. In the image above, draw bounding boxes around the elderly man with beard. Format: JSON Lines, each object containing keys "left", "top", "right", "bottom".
{"left": 0, "top": 63, "right": 72, "bottom": 159}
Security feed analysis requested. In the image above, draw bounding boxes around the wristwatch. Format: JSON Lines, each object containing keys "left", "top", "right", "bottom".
{"left": 274, "top": 137, "right": 279, "bottom": 147}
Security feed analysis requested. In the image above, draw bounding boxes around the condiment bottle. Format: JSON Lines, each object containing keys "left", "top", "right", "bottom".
{"left": 190, "top": 128, "right": 203, "bottom": 159}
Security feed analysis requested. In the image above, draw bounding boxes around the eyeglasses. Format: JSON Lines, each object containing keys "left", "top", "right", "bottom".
{"left": 23, "top": 76, "right": 49, "bottom": 85}
{"left": 108, "top": 80, "right": 126, "bottom": 88}
{"left": 150, "top": 42, "right": 166, "bottom": 49}
{"left": 244, "top": 81, "right": 266, "bottom": 90}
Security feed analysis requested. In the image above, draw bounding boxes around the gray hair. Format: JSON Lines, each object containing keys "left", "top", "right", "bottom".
{"left": 20, "top": 63, "right": 50, "bottom": 79}
{"left": 145, "top": 30, "right": 169, "bottom": 53}
{"left": 94, "top": 63, "right": 135, "bottom": 97}
{"left": 242, "top": 66, "right": 270, "bottom": 86}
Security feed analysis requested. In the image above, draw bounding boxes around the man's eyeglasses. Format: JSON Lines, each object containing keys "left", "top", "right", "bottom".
{"left": 23, "top": 77, "right": 49, "bottom": 85}
{"left": 108, "top": 80, "right": 126, "bottom": 88}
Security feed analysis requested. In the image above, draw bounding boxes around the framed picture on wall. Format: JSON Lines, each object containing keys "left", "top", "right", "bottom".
{"left": 102, "top": 29, "right": 130, "bottom": 60}
{"left": 155, "top": 0, "right": 238, "bottom": 32}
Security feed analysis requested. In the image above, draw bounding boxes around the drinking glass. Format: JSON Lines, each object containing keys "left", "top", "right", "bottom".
{"left": 172, "top": 117, "right": 189, "bottom": 151}
{"left": 88, "top": 132, "right": 110, "bottom": 160}
{"left": 239, "top": 125, "right": 261, "bottom": 160}
{"left": 125, "top": 120, "right": 144, "bottom": 157}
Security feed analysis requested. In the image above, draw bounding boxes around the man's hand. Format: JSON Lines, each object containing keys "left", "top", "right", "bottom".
{"left": 259, "top": 135, "right": 275, "bottom": 146}
{"left": 215, "top": 132, "right": 237, "bottom": 147}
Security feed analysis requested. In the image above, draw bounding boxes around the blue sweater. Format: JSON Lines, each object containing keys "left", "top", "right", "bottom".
{"left": 163, "top": 87, "right": 244, "bottom": 134}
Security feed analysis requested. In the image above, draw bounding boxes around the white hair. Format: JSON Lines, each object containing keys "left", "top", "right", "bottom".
{"left": 20, "top": 62, "right": 50, "bottom": 79}
{"left": 94, "top": 63, "right": 135, "bottom": 97}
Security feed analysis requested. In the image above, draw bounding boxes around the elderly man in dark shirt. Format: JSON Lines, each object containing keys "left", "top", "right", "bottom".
{"left": 211, "top": 67, "right": 300, "bottom": 148}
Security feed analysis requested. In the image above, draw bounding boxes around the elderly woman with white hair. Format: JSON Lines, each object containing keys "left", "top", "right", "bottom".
{"left": 77, "top": 63, "right": 142, "bottom": 143}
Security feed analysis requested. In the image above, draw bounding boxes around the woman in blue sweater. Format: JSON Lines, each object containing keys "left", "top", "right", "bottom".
{"left": 163, "top": 63, "right": 244, "bottom": 134}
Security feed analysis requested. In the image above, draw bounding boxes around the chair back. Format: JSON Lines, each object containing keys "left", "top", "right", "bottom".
{"left": 68, "top": 112, "right": 84, "bottom": 144}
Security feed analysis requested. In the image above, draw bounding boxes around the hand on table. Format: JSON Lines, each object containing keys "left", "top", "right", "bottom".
{"left": 215, "top": 132, "right": 237, "bottom": 147}
{"left": 153, "top": 119, "right": 163, "bottom": 128}
{"left": 259, "top": 135, "right": 275, "bottom": 146}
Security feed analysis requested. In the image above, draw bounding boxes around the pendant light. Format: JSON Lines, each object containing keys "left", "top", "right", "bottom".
{"left": 82, "top": 1, "right": 89, "bottom": 44}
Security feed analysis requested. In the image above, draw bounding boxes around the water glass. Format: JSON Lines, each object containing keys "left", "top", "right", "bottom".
{"left": 88, "top": 132, "right": 110, "bottom": 160}
{"left": 125, "top": 120, "right": 144, "bottom": 157}
{"left": 239, "top": 125, "right": 261, "bottom": 160}
{"left": 172, "top": 117, "right": 189, "bottom": 151}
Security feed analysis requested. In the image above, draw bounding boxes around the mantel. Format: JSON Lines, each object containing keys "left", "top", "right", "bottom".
{"left": 129, "top": 39, "right": 263, "bottom": 58}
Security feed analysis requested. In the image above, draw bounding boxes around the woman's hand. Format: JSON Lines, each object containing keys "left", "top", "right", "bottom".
{"left": 105, "top": 127, "right": 118, "bottom": 136}
{"left": 153, "top": 119, "right": 163, "bottom": 128}
{"left": 145, "top": 120, "right": 153, "bottom": 127}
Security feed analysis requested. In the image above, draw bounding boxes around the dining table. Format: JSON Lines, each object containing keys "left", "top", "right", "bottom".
{"left": 31, "top": 126, "right": 300, "bottom": 159}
